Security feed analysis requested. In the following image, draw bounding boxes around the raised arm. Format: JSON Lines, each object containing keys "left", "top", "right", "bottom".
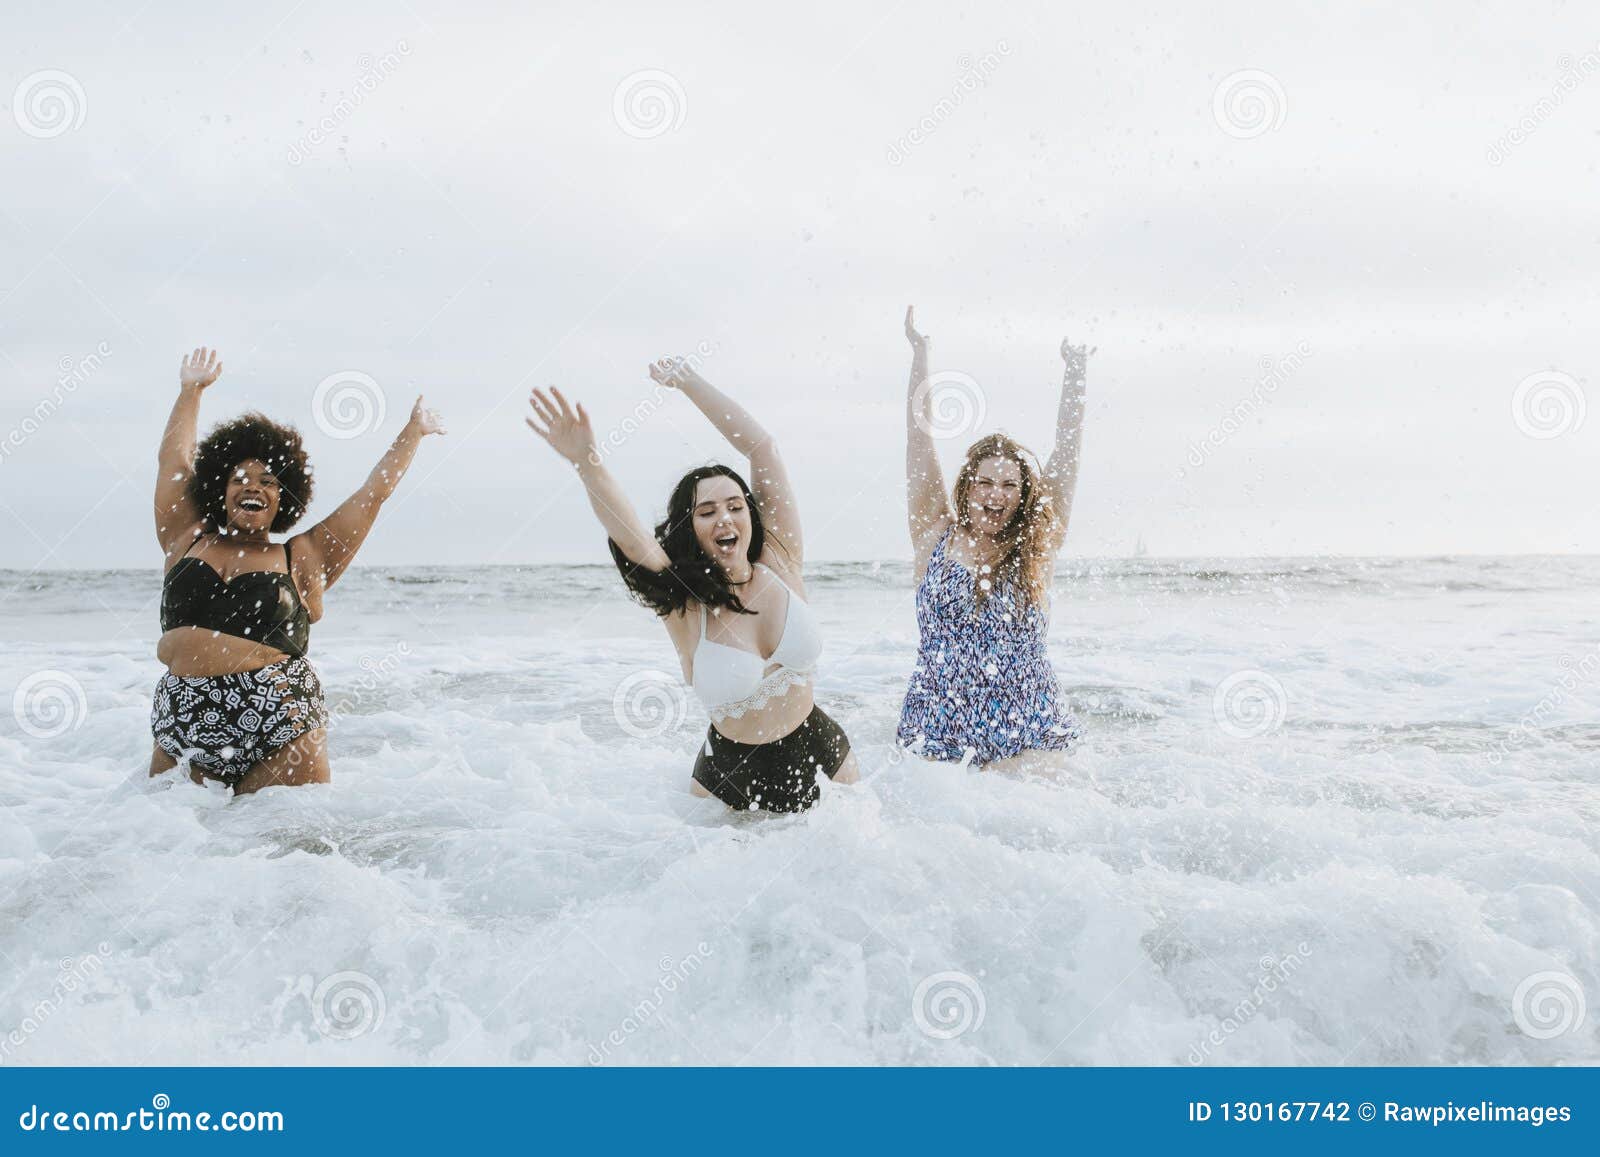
{"left": 526, "top": 387, "right": 669, "bottom": 572}
{"left": 1040, "top": 337, "right": 1094, "bottom": 551}
{"left": 649, "top": 356, "right": 803, "bottom": 566}
{"left": 904, "top": 307, "right": 952, "bottom": 562}
{"left": 300, "top": 396, "right": 446, "bottom": 588}
{"left": 154, "top": 348, "right": 223, "bottom": 561}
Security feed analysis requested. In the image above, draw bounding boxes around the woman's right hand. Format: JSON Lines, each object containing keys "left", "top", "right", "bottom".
{"left": 904, "top": 306, "right": 930, "bottom": 356}
{"left": 526, "top": 387, "right": 598, "bottom": 465}
{"left": 179, "top": 347, "right": 222, "bottom": 391}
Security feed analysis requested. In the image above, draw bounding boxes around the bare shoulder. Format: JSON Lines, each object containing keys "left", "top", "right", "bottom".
{"left": 285, "top": 529, "right": 323, "bottom": 575}
{"left": 662, "top": 602, "right": 697, "bottom": 638}
{"left": 758, "top": 545, "right": 806, "bottom": 598}
{"left": 910, "top": 513, "right": 953, "bottom": 583}
{"left": 159, "top": 521, "right": 207, "bottom": 572}
{"left": 662, "top": 603, "right": 698, "bottom": 679}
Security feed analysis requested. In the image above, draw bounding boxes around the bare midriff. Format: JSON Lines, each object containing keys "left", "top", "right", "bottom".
{"left": 709, "top": 677, "right": 815, "bottom": 745}
{"left": 157, "top": 627, "right": 294, "bottom": 677}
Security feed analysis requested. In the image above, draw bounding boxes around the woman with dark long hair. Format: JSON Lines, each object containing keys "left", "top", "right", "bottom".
{"left": 524, "top": 358, "right": 859, "bottom": 812}
{"left": 150, "top": 347, "right": 444, "bottom": 793}
{"left": 896, "top": 307, "right": 1087, "bottom": 770}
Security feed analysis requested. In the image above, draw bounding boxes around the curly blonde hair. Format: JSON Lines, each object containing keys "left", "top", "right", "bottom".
{"left": 951, "top": 433, "right": 1057, "bottom": 607}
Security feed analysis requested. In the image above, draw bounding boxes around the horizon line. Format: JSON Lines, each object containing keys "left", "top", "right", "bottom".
{"left": 5, "top": 551, "right": 1599, "bottom": 574}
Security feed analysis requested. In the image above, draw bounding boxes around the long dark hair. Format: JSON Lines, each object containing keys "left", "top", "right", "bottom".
{"left": 610, "top": 464, "right": 767, "bottom": 617}
{"left": 189, "top": 412, "right": 314, "bottom": 534}
{"left": 951, "top": 432, "right": 1056, "bottom": 607}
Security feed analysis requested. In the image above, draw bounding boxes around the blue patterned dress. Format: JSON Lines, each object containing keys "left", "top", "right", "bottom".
{"left": 896, "top": 529, "right": 1080, "bottom": 764}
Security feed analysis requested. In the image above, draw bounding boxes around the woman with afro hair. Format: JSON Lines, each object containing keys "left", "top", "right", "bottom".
{"left": 149, "top": 346, "right": 445, "bottom": 793}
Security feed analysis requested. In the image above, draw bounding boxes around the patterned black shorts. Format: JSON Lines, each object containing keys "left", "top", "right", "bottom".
{"left": 151, "top": 657, "right": 329, "bottom": 785}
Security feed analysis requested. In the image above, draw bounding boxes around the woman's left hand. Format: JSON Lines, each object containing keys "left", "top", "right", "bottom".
{"left": 1060, "top": 337, "right": 1095, "bottom": 382}
{"left": 649, "top": 356, "right": 707, "bottom": 391}
{"left": 407, "top": 395, "right": 447, "bottom": 436}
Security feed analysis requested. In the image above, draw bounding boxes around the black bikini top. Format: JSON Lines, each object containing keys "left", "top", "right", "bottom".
{"left": 160, "top": 538, "right": 311, "bottom": 658}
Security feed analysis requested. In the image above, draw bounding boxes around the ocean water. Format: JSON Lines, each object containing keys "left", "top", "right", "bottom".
{"left": 1, "top": 556, "right": 1597, "bottom": 1066}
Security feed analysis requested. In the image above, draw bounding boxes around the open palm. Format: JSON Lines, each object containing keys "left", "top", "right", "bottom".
{"left": 409, "top": 395, "right": 447, "bottom": 436}
{"left": 179, "top": 347, "right": 222, "bottom": 390}
{"left": 526, "top": 387, "right": 597, "bottom": 464}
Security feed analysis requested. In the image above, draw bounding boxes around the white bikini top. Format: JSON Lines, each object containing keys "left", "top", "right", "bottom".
{"left": 691, "top": 564, "right": 823, "bottom": 721}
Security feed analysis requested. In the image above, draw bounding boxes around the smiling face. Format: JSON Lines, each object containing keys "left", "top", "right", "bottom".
{"left": 691, "top": 474, "right": 754, "bottom": 573}
{"left": 223, "top": 459, "right": 282, "bottom": 534}
{"left": 962, "top": 454, "right": 1024, "bottom": 536}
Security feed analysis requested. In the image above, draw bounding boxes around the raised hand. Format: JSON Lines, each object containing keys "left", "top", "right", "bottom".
{"left": 525, "top": 387, "right": 598, "bottom": 465}
{"left": 179, "top": 347, "right": 222, "bottom": 391}
{"left": 1060, "top": 336, "right": 1096, "bottom": 384}
{"left": 905, "top": 306, "right": 930, "bottom": 355}
{"left": 648, "top": 356, "right": 707, "bottom": 391}
{"left": 407, "top": 395, "right": 447, "bottom": 437}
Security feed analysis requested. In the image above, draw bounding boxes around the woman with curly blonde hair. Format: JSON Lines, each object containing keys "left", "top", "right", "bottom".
{"left": 896, "top": 307, "right": 1088, "bottom": 769}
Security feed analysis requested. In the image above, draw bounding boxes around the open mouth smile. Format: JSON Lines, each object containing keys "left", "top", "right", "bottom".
{"left": 238, "top": 497, "right": 268, "bottom": 512}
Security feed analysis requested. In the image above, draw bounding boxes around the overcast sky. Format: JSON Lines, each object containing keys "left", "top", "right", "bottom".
{"left": 2, "top": 0, "right": 1597, "bottom": 568}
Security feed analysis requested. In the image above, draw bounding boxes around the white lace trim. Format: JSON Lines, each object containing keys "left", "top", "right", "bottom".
{"left": 705, "top": 667, "right": 813, "bottom": 722}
